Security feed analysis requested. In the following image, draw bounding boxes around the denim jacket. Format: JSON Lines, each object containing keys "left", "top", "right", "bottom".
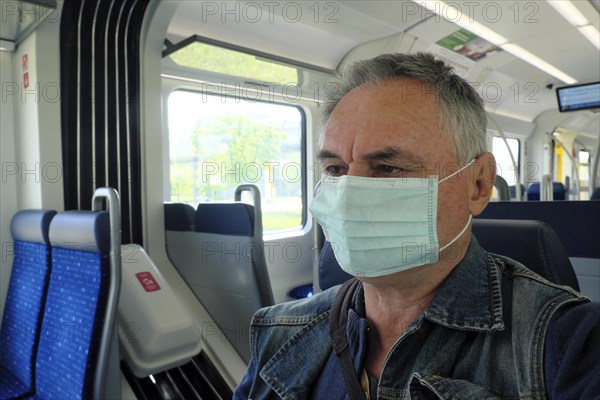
{"left": 234, "top": 238, "right": 592, "bottom": 399}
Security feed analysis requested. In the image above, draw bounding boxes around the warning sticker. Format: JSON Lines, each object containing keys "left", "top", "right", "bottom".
{"left": 135, "top": 271, "right": 161, "bottom": 292}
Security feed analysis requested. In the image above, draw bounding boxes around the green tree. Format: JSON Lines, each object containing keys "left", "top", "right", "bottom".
{"left": 188, "top": 114, "right": 286, "bottom": 200}
{"left": 170, "top": 42, "right": 298, "bottom": 85}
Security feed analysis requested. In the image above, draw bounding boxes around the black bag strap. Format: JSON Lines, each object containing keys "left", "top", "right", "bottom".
{"left": 329, "top": 278, "right": 366, "bottom": 400}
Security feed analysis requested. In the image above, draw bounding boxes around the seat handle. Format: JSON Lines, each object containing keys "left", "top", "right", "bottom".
{"left": 91, "top": 187, "right": 122, "bottom": 400}
{"left": 234, "top": 184, "right": 263, "bottom": 238}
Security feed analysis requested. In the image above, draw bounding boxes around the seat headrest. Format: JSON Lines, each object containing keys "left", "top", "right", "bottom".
{"left": 164, "top": 203, "right": 195, "bottom": 231}
{"left": 472, "top": 219, "right": 579, "bottom": 290}
{"left": 318, "top": 241, "right": 352, "bottom": 291}
{"left": 49, "top": 211, "right": 111, "bottom": 254}
{"left": 10, "top": 209, "right": 57, "bottom": 244}
{"left": 195, "top": 203, "right": 255, "bottom": 236}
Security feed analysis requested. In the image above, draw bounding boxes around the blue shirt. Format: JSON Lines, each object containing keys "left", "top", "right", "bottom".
{"left": 234, "top": 239, "right": 599, "bottom": 399}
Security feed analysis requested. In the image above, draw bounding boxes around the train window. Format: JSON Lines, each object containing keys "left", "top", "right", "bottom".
{"left": 167, "top": 90, "right": 304, "bottom": 233}
{"left": 169, "top": 41, "right": 298, "bottom": 84}
{"left": 579, "top": 150, "right": 590, "bottom": 200}
{"left": 492, "top": 137, "right": 520, "bottom": 186}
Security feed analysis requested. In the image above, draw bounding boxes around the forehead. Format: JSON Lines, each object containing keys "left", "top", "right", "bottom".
{"left": 321, "top": 78, "right": 455, "bottom": 164}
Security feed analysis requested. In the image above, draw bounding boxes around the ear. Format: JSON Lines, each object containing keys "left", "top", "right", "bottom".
{"left": 469, "top": 152, "right": 496, "bottom": 216}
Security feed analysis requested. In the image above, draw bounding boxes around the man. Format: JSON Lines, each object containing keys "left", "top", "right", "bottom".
{"left": 234, "top": 53, "right": 599, "bottom": 399}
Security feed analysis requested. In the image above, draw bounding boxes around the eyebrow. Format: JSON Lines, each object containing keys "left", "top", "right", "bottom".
{"left": 317, "top": 146, "right": 424, "bottom": 164}
{"left": 316, "top": 149, "right": 340, "bottom": 161}
{"left": 364, "top": 146, "right": 425, "bottom": 166}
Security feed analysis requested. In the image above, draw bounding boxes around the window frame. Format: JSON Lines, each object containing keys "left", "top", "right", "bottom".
{"left": 166, "top": 88, "right": 308, "bottom": 234}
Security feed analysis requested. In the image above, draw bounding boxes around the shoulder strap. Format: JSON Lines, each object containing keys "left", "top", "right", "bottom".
{"left": 329, "top": 278, "right": 366, "bottom": 400}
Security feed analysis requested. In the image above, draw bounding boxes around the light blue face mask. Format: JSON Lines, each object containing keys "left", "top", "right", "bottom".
{"left": 310, "top": 160, "right": 475, "bottom": 277}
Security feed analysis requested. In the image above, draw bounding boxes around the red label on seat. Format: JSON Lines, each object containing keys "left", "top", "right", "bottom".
{"left": 135, "top": 272, "right": 161, "bottom": 292}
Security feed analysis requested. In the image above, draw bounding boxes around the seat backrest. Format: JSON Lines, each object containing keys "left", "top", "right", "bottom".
{"left": 196, "top": 202, "right": 272, "bottom": 362}
{"left": 195, "top": 203, "right": 255, "bottom": 236}
{"left": 509, "top": 184, "right": 526, "bottom": 200}
{"left": 0, "top": 210, "right": 56, "bottom": 392}
{"left": 318, "top": 241, "right": 352, "bottom": 291}
{"left": 472, "top": 219, "right": 579, "bottom": 291}
{"left": 165, "top": 185, "right": 273, "bottom": 363}
{"left": 35, "top": 211, "right": 112, "bottom": 399}
{"left": 164, "top": 202, "right": 195, "bottom": 231}
{"left": 527, "top": 182, "right": 566, "bottom": 201}
{"left": 493, "top": 175, "right": 510, "bottom": 201}
{"left": 591, "top": 187, "right": 600, "bottom": 200}
{"left": 318, "top": 219, "right": 579, "bottom": 292}
{"left": 477, "top": 200, "right": 598, "bottom": 259}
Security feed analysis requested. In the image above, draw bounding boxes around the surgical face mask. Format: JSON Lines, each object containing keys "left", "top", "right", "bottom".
{"left": 310, "top": 160, "right": 474, "bottom": 277}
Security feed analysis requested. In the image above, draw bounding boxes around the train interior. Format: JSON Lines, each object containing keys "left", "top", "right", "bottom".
{"left": 0, "top": 0, "right": 599, "bottom": 398}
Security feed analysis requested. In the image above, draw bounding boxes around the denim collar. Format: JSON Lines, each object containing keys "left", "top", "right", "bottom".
{"left": 423, "top": 236, "right": 505, "bottom": 332}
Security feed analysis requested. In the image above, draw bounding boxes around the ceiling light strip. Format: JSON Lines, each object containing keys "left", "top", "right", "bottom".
{"left": 501, "top": 44, "right": 577, "bottom": 84}
{"left": 546, "top": 0, "right": 600, "bottom": 50}
{"left": 414, "top": 1, "right": 578, "bottom": 83}
{"left": 546, "top": 0, "right": 589, "bottom": 26}
{"left": 578, "top": 25, "right": 600, "bottom": 49}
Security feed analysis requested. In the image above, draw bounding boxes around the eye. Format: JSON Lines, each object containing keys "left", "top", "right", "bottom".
{"left": 374, "top": 164, "right": 407, "bottom": 176}
{"left": 323, "top": 164, "right": 347, "bottom": 176}
{"left": 381, "top": 165, "right": 400, "bottom": 173}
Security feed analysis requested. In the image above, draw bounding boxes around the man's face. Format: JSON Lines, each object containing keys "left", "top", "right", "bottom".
{"left": 318, "top": 77, "right": 473, "bottom": 254}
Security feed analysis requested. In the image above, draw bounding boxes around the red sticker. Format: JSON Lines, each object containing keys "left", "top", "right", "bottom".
{"left": 135, "top": 271, "right": 161, "bottom": 292}
{"left": 23, "top": 72, "right": 29, "bottom": 89}
{"left": 22, "top": 54, "right": 28, "bottom": 71}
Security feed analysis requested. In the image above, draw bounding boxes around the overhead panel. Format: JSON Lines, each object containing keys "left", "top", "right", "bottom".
{"left": 166, "top": 0, "right": 424, "bottom": 71}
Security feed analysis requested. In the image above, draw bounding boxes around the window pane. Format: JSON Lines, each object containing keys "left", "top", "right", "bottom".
{"left": 169, "top": 41, "right": 298, "bottom": 84}
{"left": 168, "top": 91, "right": 304, "bottom": 233}
{"left": 579, "top": 150, "right": 590, "bottom": 165}
{"left": 492, "top": 137, "right": 520, "bottom": 185}
{"left": 579, "top": 150, "right": 590, "bottom": 199}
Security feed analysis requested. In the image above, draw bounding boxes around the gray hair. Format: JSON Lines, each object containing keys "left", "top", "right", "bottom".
{"left": 321, "top": 52, "right": 487, "bottom": 164}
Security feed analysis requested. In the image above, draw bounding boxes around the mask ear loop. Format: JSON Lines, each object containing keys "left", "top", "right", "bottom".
{"left": 439, "top": 214, "right": 472, "bottom": 252}
{"left": 313, "top": 179, "right": 323, "bottom": 196}
{"left": 439, "top": 158, "right": 476, "bottom": 184}
{"left": 438, "top": 158, "right": 476, "bottom": 252}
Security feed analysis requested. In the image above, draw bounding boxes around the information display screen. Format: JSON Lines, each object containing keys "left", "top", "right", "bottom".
{"left": 556, "top": 82, "right": 600, "bottom": 112}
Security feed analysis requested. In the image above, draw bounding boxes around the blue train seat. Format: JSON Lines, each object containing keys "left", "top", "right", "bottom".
{"left": 318, "top": 219, "right": 580, "bottom": 292}
{"left": 0, "top": 210, "right": 56, "bottom": 399}
{"left": 509, "top": 184, "right": 526, "bottom": 200}
{"left": 477, "top": 201, "right": 598, "bottom": 259}
{"left": 591, "top": 187, "right": 600, "bottom": 200}
{"left": 164, "top": 185, "right": 273, "bottom": 363}
{"left": 472, "top": 219, "right": 579, "bottom": 291}
{"left": 32, "top": 211, "right": 118, "bottom": 399}
{"left": 527, "top": 182, "right": 566, "bottom": 200}
{"left": 318, "top": 241, "right": 352, "bottom": 291}
{"left": 164, "top": 202, "right": 195, "bottom": 231}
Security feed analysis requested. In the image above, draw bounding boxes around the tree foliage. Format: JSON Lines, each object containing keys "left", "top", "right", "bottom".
{"left": 170, "top": 42, "right": 298, "bottom": 85}
{"left": 171, "top": 114, "right": 286, "bottom": 204}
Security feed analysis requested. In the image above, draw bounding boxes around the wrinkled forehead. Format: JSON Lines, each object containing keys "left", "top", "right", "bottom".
{"left": 323, "top": 79, "right": 446, "bottom": 135}
{"left": 325, "top": 77, "right": 442, "bottom": 125}
{"left": 320, "top": 79, "right": 454, "bottom": 162}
